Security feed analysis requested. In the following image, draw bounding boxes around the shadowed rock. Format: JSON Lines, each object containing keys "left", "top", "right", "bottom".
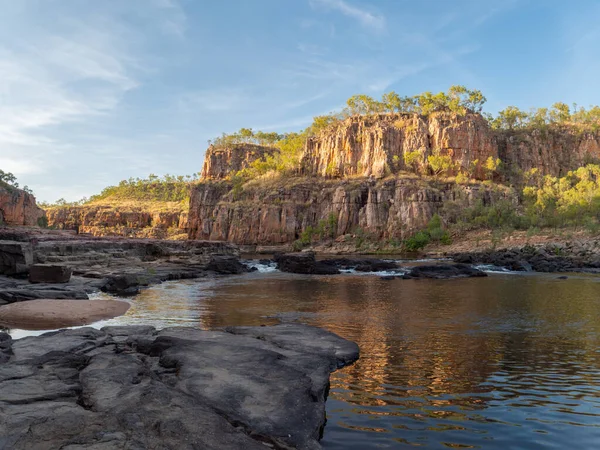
{"left": 275, "top": 253, "right": 340, "bottom": 275}
{"left": 29, "top": 264, "right": 72, "bottom": 283}
{"left": 0, "top": 324, "right": 359, "bottom": 449}
{"left": 403, "top": 263, "right": 487, "bottom": 279}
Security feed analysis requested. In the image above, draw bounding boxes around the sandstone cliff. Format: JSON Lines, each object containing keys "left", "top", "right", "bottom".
{"left": 300, "top": 113, "right": 600, "bottom": 180}
{"left": 201, "top": 143, "right": 278, "bottom": 180}
{"left": 498, "top": 127, "right": 600, "bottom": 178}
{"left": 188, "top": 177, "right": 514, "bottom": 245}
{"left": 46, "top": 202, "right": 188, "bottom": 239}
{"left": 301, "top": 113, "right": 497, "bottom": 180}
{"left": 0, "top": 185, "right": 45, "bottom": 226}
{"left": 188, "top": 113, "right": 600, "bottom": 247}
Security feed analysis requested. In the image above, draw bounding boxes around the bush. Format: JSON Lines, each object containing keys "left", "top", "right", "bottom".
{"left": 404, "top": 231, "right": 430, "bottom": 251}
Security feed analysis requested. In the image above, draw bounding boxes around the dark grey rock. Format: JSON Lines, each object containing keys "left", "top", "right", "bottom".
{"left": 403, "top": 263, "right": 487, "bottom": 279}
{"left": 0, "top": 241, "right": 33, "bottom": 275}
{"left": 206, "top": 255, "right": 247, "bottom": 274}
{"left": 320, "top": 258, "right": 399, "bottom": 272}
{"left": 275, "top": 252, "right": 340, "bottom": 275}
{"left": 0, "top": 324, "right": 359, "bottom": 450}
{"left": 29, "top": 264, "right": 72, "bottom": 283}
{"left": 100, "top": 274, "right": 141, "bottom": 296}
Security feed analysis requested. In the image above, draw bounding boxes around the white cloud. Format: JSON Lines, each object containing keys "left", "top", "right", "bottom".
{"left": 309, "top": 0, "right": 385, "bottom": 32}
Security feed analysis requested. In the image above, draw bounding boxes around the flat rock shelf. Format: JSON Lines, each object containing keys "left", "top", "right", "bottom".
{"left": 0, "top": 323, "right": 359, "bottom": 450}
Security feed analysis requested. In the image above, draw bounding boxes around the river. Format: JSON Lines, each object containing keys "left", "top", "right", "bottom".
{"left": 7, "top": 262, "right": 600, "bottom": 449}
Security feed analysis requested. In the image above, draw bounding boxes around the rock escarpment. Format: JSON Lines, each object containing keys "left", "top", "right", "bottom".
{"left": 0, "top": 185, "right": 45, "bottom": 226}
{"left": 201, "top": 143, "right": 278, "bottom": 180}
{"left": 188, "top": 177, "right": 514, "bottom": 245}
{"left": 301, "top": 113, "right": 497, "bottom": 180}
{"left": 46, "top": 203, "right": 188, "bottom": 239}
{"left": 300, "top": 113, "right": 600, "bottom": 180}
{"left": 498, "top": 127, "right": 600, "bottom": 178}
{"left": 188, "top": 113, "right": 600, "bottom": 247}
{"left": 0, "top": 324, "right": 359, "bottom": 450}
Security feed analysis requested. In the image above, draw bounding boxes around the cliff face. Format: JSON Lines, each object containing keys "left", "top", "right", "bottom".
{"left": 301, "top": 113, "right": 496, "bottom": 180}
{"left": 498, "top": 128, "right": 600, "bottom": 177}
{"left": 189, "top": 114, "right": 600, "bottom": 246}
{"left": 188, "top": 178, "right": 513, "bottom": 245}
{"left": 46, "top": 203, "right": 188, "bottom": 239}
{"left": 0, "top": 185, "right": 45, "bottom": 226}
{"left": 201, "top": 144, "right": 278, "bottom": 180}
{"left": 300, "top": 113, "right": 600, "bottom": 180}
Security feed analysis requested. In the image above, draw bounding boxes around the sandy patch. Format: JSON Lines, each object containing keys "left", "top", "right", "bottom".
{"left": 0, "top": 299, "right": 130, "bottom": 330}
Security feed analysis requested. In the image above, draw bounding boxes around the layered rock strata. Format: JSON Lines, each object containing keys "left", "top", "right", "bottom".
{"left": 188, "top": 177, "right": 514, "bottom": 244}
{"left": 0, "top": 324, "right": 359, "bottom": 450}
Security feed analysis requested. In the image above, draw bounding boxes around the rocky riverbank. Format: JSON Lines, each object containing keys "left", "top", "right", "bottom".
{"left": 0, "top": 323, "right": 359, "bottom": 449}
{"left": 0, "top": 226, "right": 244, "bottom": 305}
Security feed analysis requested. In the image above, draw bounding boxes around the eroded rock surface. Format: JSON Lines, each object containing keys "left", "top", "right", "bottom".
{"left": 0, "top": 324, "right": 359, "bottom": 450}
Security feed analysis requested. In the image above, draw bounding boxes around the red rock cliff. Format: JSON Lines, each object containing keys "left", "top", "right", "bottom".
{"left": 301, "top": 113, "right": 496, "bottom": 180}
{"left": 201, "top": 144, "right": 279, "bottom": 180}
{"left": 188, "top": 177, "right": 513, "bottom": 245}
{"left": 0, "top": 185, "right": 45, "bottom": 226}
{"left": 188, "top": 114, "right": 600, "bottom": 246}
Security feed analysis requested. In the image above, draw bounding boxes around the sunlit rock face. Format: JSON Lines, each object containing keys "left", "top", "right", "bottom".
{"left": 0, "top": 186, "right": 44, "bottom": 226}
{"left": 301, "top": 113, "right": 497, "bottom": 180}
{"left": 201, "top": 143, "right": 279, "bottom": 180}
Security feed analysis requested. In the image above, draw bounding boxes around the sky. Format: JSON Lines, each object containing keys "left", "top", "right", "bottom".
{"left": 1, "top": 0, "right": 599, "bottom": 202}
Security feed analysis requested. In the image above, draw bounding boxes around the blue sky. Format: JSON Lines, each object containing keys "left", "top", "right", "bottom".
{"left": 1, "top": 0, "right": 599, "bottom": 202}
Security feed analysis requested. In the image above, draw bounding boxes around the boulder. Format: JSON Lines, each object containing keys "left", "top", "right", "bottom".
{"left": 101, "top": 274, "right": 141, "bottom": 296}
{"left": 403, "top": 263, "right": 487, "bottom": 279}
{"left": 274, "top": 252, "right": 340, "bottom": 275}
{"left": 206, "top": 255, "right": 247, "bottom": 274}
{"left": 0, "top": 241, "right": 33, "bottom": 275}
{"left": 28, "top": 264, "right": 72, "bottom": 283}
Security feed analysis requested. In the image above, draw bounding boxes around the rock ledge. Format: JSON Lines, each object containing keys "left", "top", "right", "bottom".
{"left": 0, "top": 323, "right": 359, "bottom": 450}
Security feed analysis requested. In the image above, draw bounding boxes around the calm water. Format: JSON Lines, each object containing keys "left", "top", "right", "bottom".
{"left": 8, "top": 267, "right": 600, "bottom": 449}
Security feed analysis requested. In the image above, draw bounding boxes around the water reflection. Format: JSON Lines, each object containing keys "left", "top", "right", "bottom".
{"left": 8, "top": 271, "right": 600, "bottom": 448}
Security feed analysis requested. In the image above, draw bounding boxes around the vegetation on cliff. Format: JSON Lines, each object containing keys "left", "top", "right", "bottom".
{"left": 0, "top": 170, "right": 33, "bottom": 194}
{"left": 40, "top": 174, "right": 198, "bottom": 208}
{"left": 210, "top": 86, "right": 600, "bottom": 185}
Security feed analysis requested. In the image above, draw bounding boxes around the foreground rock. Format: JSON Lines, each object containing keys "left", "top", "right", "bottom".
{"left": 403, "top": 263, "right": 487, "bottom": 279}
{"left": 275, "top": 252, "right": 340, "bottom": 275}
{"left": 0, "top": 324, "right": 359, "bottom": 449}
{"left": 0, "top": 299, "right": 130, "bottom": 330}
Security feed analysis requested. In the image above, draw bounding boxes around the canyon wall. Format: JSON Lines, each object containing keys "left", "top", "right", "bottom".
{"left": 46, "top": 204, "right": 188, "bottom": 239}
{"left": 301, "top": 113, "right": 497, "bottom": 180}
{"left": 0, "top": 185, "right": 45, "bottom": 226}
{"left": 188, "top": 113, "right": 600, "bottom": 246}
{"left": 188, "top": 177, "right": 514, "bottom": 245}
{"left": 300, "top": 113, "right": 600, "bottom": 180}
{"left": 498, "top": 128, "right": 600, "bottom": 178}
{"left": 201, "top": 144, "right": 278, "bottom": 180}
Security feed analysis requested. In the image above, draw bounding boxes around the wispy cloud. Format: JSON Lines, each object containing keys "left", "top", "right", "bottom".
{"left": 309, "top": 0, "right": 385, "bottom": 32}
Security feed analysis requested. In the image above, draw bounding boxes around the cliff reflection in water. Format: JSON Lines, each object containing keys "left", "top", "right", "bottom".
{"left": 98, "top": 272, "right": 600, "bottom": 449}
